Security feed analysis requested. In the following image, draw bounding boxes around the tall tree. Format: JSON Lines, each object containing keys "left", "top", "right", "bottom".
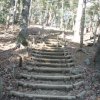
{"left": 11, "top": 0, "right": 18, "bottom": 30}
{"left": 60, "top": 0, "right": 64, "bottom": 29}
{"left": 28, "top": 0, "right": 33, "bottom": 25}
{"left": 73, "top": 0, "right": 86, "bottom": 49}
{"left": 17, "top": 0, "right": 31, "bottom": 47}
{"left": 80, "top": 0, "right": 86, "bottom": 48}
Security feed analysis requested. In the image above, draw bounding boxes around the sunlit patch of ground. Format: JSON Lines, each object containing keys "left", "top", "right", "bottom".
{"left": 0, "top": 42, "right": 16, "bottom": 50}
{"left": 0, "top": 29, "right": 19, "bottom": 50}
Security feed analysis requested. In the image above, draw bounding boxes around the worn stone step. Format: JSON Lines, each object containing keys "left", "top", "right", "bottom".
{"left": 9, "top": 90, "right": 86, "bottom": 100}
{"left": 18, "top": 73, "right": 83, "bottom": 81}
{"left": 23, "top": 66, "right": 76, "bottom": 73}
{"left": 18, "top": 79, "right": 73, "bottom": 85}
{"left": 9, "top": 91, "right": 76, "bottom": 100}
{"left": 32, "top": 53, "right": 72, "bottom": 59}
{"left": 46, "top": 39, "right": 59, "bottom": 42}
{"left": 32, "top": 48, "right": 67, "bottom": 52}
{"left": 22, "top": 70, "right": 70, "bottom": 76}
{"left": 32, "top": 50, "right": 69, "bottom": 55}
{"left": 27, "top": 62, "right": 75, "bottom": 68}
{"left": 45, "top": 42, "right": 58, "bottom": 45}
{"left": 17, "top": 81, "right": 84, "bottom": 90}
{"left": 45, "top": 40, "right": 64, "bottom": 45}
{"left": 42, "top": 46, "right": 64, "bottom": 50}
{"left": 45, "top": 35, "right": 57, "bottom": 39}
{"left": 23, "top": 66, "right": 83, "bottom": 75}
{"left": 8, "top": 35, "right": 86, "bottom": 100}
{"left": 29, "top": 57, "right": 73, "bottom": 63}
{"left": 22, "top": 67, "right": 83, "bottom": 77}
{"left": 46, "top": 35, "right": 58, "bottom": 39}
{"left": 45, "top": 43, "right": 62, "bottom": 47}
{"left": 46, "top": 39, "right": 63, "bottom": 43}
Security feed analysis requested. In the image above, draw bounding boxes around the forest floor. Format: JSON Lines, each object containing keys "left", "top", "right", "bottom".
{"left": 0, "top": 24, "right": 100, "bottom": 100}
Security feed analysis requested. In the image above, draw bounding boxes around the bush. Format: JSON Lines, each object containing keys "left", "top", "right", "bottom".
{"left": 0, "top": 12, "right": 6, "bottom": 24}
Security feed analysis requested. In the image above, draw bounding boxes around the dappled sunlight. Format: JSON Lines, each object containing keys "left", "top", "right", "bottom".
{"left": 0, "top": 43, "right": 16, "bottom": 50}
{"left": 0, "top": 0, "right": 100, "bottom": 99}
{"left": 0, "top": 32, "right": 17, "bottom": 50}
{"left": 0, "top": 25, "right": 19, "bottom": 51}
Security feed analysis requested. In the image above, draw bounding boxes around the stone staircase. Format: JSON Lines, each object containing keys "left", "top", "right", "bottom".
{"left": 8, "top": 34, "right": 86, "bottom": 100}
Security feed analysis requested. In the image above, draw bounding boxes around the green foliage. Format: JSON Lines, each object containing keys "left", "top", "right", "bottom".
{"left": 0, "top": 12, "right": 6, "bottom": 23}
{"left": 0, "top": 0, "right": 12, "bottom": 24}
{"left": 31, "top": 0, "right": 78, "bottom": 27}
{"left": 87, "top": 1, "right": 100, "bottom": 16}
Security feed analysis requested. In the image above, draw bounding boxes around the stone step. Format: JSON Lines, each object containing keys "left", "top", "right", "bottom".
{"left": 9, "top": 90, "right": 86, "bottom": 100}
{"left": 45, "top": 42, "right": 59, "bottom": 45}
{"left": 18, "top": 79, "right": 73, "bottom": 85}
{"left": 46, "top": 39, "right": 59, "bottom": 42}
{"left": 22, "top": 70, "right": 70, "bottom": 76}
{"left": 45, "top": 35, "right": 56, "bottom": 38}
{"left": 17, "top": 80, "right": 84, "bottom": 90}
{"left": 45, "top": 39, "right": 64, "bottom": 45}
{"left": 32, "top": 50, "right": 69, "bottom": 55}
{"left": 8, "top": 35, "right": 86, "bottom": 100}
{"left": 45, "top": 41, "right": 58, "bottom": 45}
{"left": 32, "top": 53, "right": 72, "bottom": 59}
{"left": 45, "top": 44, "right": 62, "bottom": 47}
{"left": 18, "top": 73, "right": 83, "bottom": 81}
{"left": 23, "top": 66, "right": 83, "bottom": 75}
{"left": 29, "top": 57, "right": 73, "bottom": 63}
{"left": 46, "top": 39, "right": 63, "bottom": 43}
{"left": 42, "top": 46, "right": 64, "bottom": 50}
{"left": 32, "top": 57, "right": 73, "bottom": 63}
{"left": 23, "top": 66, "right": 76, "bottom": 73}
{"left": 32, "top": 48, "right": 67, "bottom": 52}
{"left": 27, "top": 62, "right": 75, "bottom": 68}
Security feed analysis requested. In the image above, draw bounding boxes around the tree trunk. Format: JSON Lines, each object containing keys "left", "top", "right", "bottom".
{"left": 12, "top": 0, "right": 18, "bottom": 30}
{"left": 73, "top": 0, "right": 85, "bottom": 44}
{"left": 17, "top": 0, "right": 31, "bottom": 46}
{"left": 28, "top": 0, "right": 33, "bottom": 25}
{"left": 6, "top": 14, "right": 10, "bottom": 31}
{"left": 60, "top": 0, "right": 64, "bottom": 29}
{"left": 93, "top": 17, "right": 100, "bottom": 45}
{"left": 80, "top": 0, "right": 86, "bottom": 48}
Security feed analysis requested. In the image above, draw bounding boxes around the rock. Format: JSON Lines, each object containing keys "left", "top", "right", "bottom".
{"left": 84, "top": 58, "right": 91, "bottom": 65}
{"left": 71, "top": 68, "right": 84, "bottom": 74}
{"left": 7, "top": 86, "right": 13, "bottom": 91}
{"left": 90, "top": 95, "right": 96, "bottom": 100}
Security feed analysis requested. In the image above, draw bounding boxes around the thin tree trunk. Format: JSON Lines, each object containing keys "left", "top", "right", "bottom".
{"left": 5, "top": 14, "right": 10, "bottom": 31}
{"left": 12, "top": 0, "right": 18, "bottom": 30}
{"left": 60, "top": 0, "right": 64, "bottom": 29}
{"left": 72, "top": 14, "right": 75, "bottom": 31}
{"left": 80, "top": 0, "right": 86, "bottom": 48}
{"left": 28, "top": 0, "right": 32, "bottom": 25}
{"left": 89, "top": 17, "right": 93, "bottom": 33}
{"left": 48, "top": 8, "right": 52, "bottom": 26}
{"left": 73, "top": 0, "right": 84, "bottom": 43}
{"left": 73, "top": 0, "right": 86, "bottom": 50}
{"left": 93, "top": 17, "right": 100, "bottom": 45}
